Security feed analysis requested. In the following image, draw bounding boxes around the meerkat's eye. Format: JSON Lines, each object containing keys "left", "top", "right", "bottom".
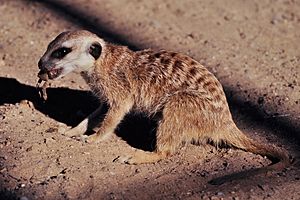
{"left": 51, "top": 47, "right": 72, "bottom": 59}
{"left": 89, "top": 43, "right": 102, "bottom": 60}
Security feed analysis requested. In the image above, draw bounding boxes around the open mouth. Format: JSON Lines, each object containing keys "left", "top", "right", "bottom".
{"left": 38, "top": 67, "right": 63, "bottom": 80}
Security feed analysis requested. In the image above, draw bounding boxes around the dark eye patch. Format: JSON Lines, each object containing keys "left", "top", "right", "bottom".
{"left": 89, "top": 43, "right": 102, "bottom": 60}
{"left": 51, "top": 47, "right": 72, "bottom": 59}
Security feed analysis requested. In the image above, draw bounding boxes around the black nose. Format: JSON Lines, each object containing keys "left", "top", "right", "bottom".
{"left": 38, "top": 59, "right": 43, "bottom": 69}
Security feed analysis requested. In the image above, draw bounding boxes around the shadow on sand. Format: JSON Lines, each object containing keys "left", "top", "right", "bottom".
{"left": 0, "top": 77, "right": 157, "bottom": 152}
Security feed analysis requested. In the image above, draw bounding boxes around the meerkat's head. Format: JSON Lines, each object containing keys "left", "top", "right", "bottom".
{"left": 38, "top": 30, "right": 105, "bottom": 80}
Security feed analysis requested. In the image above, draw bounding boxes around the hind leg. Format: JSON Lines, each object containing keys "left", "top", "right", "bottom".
{"left": 121, "top": 115, "right": 184, "bottom": 164}
{"left": 121, "top": 93, "right": 202, "bottom": 164}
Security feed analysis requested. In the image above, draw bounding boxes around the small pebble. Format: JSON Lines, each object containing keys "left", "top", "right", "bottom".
{"left": 44, "top": 137, "right": 55, "bottom": 144}
{"left": 57, "top": 126, "right": 67, "bottom": 135}
{"left": 0, "top": 168, "right": 7, "bottom": 173}
{"left": 109, "top": 171, "right": 116, "bottom": 175}
{"left": 45, "top": 127, "right": 57, "bottom": 133}
{"left": 0, "top": 59, "right": 5, "bottom": 67}
{"left": 216, "top": 192, "right": 224, "bottom": 196}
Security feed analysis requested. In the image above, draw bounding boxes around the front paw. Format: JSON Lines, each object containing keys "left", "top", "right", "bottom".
{"left": 58, "top": 125, "right": 70, "bottom": 135}
{"left": 86, "top": 134, "right": 101, "bottom": 144}
{"left": 63, "top": 128, "right": 80, "bottom": 137}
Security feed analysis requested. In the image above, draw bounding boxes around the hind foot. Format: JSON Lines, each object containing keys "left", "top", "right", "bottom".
{"left": 116, "top": 150, "right": 167, "bottom": 164}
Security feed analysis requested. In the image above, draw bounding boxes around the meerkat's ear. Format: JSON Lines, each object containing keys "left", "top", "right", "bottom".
{"left": 89, "top": 42, "right": 102, "bottom": 60}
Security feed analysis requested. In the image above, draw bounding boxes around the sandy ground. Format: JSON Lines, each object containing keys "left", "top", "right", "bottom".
{"left": 0, "top": 0, "right": 300, "bottom": 199}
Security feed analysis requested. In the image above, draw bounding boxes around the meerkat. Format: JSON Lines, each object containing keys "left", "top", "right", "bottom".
{"left": 37, "top": 30, "right": 290, "bottom": 174}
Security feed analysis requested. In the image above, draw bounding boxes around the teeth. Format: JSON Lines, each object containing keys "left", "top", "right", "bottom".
{"left": 46, "top": 70, "right": 56, "bottom": 79}
{"left": 38, "top": 68, "right": 62, "bottom": 79}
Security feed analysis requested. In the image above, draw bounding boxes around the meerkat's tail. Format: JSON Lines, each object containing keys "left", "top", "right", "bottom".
{"left": 225, "top": 125, "right": 290, "bottom": 169}
{"left": 209, "top": 125, "right": 291, "bottom": 185}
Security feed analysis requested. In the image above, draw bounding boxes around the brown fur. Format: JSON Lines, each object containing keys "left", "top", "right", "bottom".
{"left": 40, "top": 30, "right": 290, "bottom": 175}
{"left": 84, "top": 42, "right": 289, "bottom": 166}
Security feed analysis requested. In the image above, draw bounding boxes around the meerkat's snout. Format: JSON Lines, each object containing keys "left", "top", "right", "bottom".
{"left": 37, "top": 47, "right": 72, "bottom": 80}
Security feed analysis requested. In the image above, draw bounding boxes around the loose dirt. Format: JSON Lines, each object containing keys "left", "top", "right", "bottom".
{"left": 0, "top": 0, "right": 299, "bottom": 199}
